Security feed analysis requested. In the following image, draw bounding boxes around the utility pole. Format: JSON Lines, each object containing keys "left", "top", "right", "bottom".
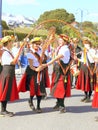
{"left": 0, "top": 0, "right": 2, "bottom": 38}
{"left": 80, "top": 9, "right": 83, "bottom": 32}
{"left": 76, "top": 8, "right": 88, "bottom": 32}
{"left": 76, "top": 9, "right": 84, "bottom": 46}
{"left": 76, "top": 9, "right": 84, "bottom": 32}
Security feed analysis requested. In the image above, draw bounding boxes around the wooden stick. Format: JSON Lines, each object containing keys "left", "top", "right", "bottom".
{"left": 37, "top": 26, "right": 56, "bottom": 85}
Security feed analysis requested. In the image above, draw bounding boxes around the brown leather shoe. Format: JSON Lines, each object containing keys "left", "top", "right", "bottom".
{"left": 0, "top": 110, "right": 14, "bottom": 117}
{"left": 36, "top": 108, "right": 42, "bottom": 113}
{"left": 53, "top": 104, "right": 59, "bottom": 110}
{"left": 84, "top": 97, "right": 91, "bottom": 103}
{"left": 59, "top": 106, "right": 66, "bottom": 113}
{"left": 81, "top": 97, "right": 87, "bottom": 102}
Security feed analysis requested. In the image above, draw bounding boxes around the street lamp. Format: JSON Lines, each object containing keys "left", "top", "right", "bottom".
{"left": 0, "top": 0, "right": 2, "bottom": 38}
{"left": 76, "top": 9, "right": 84, "bottom": 32}
{"left": 76, "top": 8, "right": 88, "bottom": 32}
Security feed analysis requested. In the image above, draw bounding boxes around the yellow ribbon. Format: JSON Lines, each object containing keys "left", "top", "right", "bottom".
{"left": 96, "top": 85, "right": 98, "bottom": 92}
{"left": 95, "top": 72, "right": 98, "bottom": 92}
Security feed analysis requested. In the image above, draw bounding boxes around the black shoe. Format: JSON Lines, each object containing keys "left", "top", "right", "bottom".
{"left": 81, "top": 97, "right": 87, "bottom": 102}
{"left": 0, "top": 110, "right": 14, "bottom": 117}
{"left": 36, "top": 108, "right": 42, "bottom": 113}
{"left": 53, "top": 104, "right": 59, "bottom": 110}
{"left": 28, "top": 100, "right": 35, "bottom": 111}
{"left": 84, "top": 97, "right": 91, "bottom": 103}
{"left": 59, "top": 106, "right": 66, "bottom": 113}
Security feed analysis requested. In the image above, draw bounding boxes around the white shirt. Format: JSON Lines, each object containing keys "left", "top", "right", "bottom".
{"left": 2, "top": 48, "right": 14, "bottom": 65}
{"left": 87, "top": 48, "right": 95, "bottom": 63}
{"left": 80, "top": 48, "right": 95, "bottom": 64}
{"left": 58, "top": 45, "right": 70, "bottom": 64}
{"left": 27, "top": 48, "right": 42, "bottom": 67}
{"left": 11, "top": 46, "right": 20, "bottom": 60}
{"left": 93, "top": 49, "right": 98, "bottom": 62}
{"left": 11, "top": 46, "right": 19, "bottom": 57}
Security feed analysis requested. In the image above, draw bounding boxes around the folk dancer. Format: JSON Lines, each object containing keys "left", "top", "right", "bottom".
{"left": 18, "top": 37, "right": 50, "bottom": 113}
{"left": 76, "top": 37, "right": 96, "bottom": 103}
{"left": 0, "top": 36, "right": 19, "bottom": 117}
{"left": 0, "top": 40, "right": 3, "bottom": 73}
{"left": 92, "top": 47, "right": 98, "bottom": 121}
{"left": 46, "top": 34, "right": 71, "bottom": 113}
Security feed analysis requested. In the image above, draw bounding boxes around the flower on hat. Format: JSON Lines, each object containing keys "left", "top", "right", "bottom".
{"left": 73, "top": 37, "right": 79, "bottom": 42}
{"left": 59, "top": 34, "right": 69, "bottom": 42}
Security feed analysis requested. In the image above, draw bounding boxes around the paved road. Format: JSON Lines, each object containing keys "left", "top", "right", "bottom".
{"left": 0, "top": 66, "right": 98, "bottom": 130}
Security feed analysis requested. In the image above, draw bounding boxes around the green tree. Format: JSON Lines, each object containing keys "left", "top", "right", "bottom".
{"left": 62, "top": 25, "right": 81, "bottom": 39}
{"left": 37, "top": 8, "right": 75, "bottom": 34}
{"left": 81, "top": 21, "right": 95, "bottom": 30}
{"left": 2, "top": 20, "right": 9, "bottom": 30}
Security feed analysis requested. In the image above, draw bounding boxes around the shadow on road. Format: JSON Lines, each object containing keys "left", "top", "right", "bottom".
{"left": 14, "top": 105, "right": 98, "bottom": 117}
{"left": 67, "top": 105, "right": 98, "bottom": 113}
{"left": 15, "top": 107, "right": 57, "bottom": 116}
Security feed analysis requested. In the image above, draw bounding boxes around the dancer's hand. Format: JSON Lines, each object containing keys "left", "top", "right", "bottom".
{"left": 36, "top": 64, "right": 47, "bottom": 72}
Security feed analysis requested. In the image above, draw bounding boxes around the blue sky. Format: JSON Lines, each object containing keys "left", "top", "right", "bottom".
{"left": 1, "top": 0, "right": 98, "bottom": 22}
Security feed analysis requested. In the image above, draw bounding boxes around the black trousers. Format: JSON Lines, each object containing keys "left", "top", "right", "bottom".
{"left": 30, "top": 96, "right": 42, "bottom": 108}
{"left": 57, "top": 98, "right": 65, "bottom": 107}
{"left": 1, "top": 101, "right": 7, "bottom": 112}
{"left": 84, "top": 91, "right": 92, "bottom": 98}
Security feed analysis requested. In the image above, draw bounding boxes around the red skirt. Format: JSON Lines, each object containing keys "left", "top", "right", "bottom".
{"left": 18, "top": 66, "right": 50, "bottom": 96}
{"left": 0, "top": 65, "right": 19, "bottom": 102}
{"left": 92, "top": 70, "right": 98, "bottom": 108}
{"left": 76, "top": 64, "right": 93, "bottom": 92}
{"left": 92, "top": 83, "right": 98, "bottom": 108}
{"left": 50, "top": 72, "right": 71, "bottom": 98}
{"left": 18, "top": 73, "right": 41, "bottom": 96}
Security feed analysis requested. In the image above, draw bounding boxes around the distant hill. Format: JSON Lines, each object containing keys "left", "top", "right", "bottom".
{"left": 2, "top": 13, "right": 36, "bottom": 27}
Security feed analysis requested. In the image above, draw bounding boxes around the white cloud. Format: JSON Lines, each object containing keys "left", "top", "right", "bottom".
{"left": 5, "top": 0, "right": 40, "bottom": 6}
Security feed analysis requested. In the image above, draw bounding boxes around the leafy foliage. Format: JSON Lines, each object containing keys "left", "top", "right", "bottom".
{"left": 37, "top": 8, "right": 75, "bottom": 34}
{"left": 2, "top": 20, "right": 9, "bottom": 30}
